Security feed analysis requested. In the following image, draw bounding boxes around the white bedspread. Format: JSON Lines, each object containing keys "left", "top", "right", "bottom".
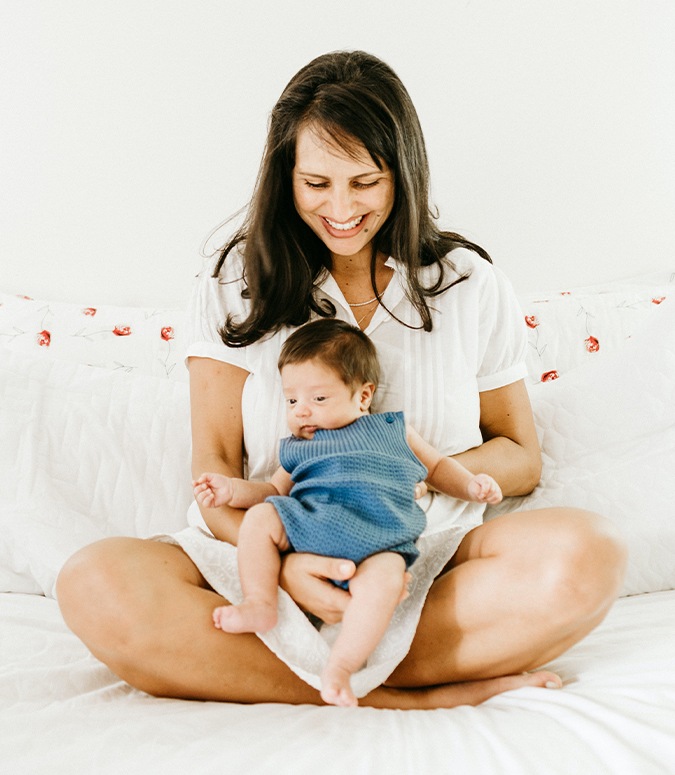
{"left": 1, "top": 590, "right": 674, "bottom": 775}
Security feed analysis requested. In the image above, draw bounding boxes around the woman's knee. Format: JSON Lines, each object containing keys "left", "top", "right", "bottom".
{"left": 532, "top": 509, "right": 627, "bottom": 618}
{"left": 58, "top": 539, "right": 113, "bottom": 613}
{"left": 56, "top": 536, "right": 195, "bottom": 661}
{"left": 57, "top": 538, "right": 140, "bottom": 648}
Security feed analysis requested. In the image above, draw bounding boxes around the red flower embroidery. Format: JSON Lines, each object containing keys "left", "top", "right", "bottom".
{"left": 160, "top": 326, "right": 175, "bottom": 341}
{"left": 585, "top": 336, "right": 600, "bottom": 353}
{"left": 18, "top": 294, "right": 34, "bottom": 300}
{"left": 82, "top": 307, "right": 97, "bottom": 316}
{"left": 560, "top": 291, "right": 571, "bottom": 296}
{"left": 524, "top": 315, "right": 539, "bottom": 329}
{"left": 37, "top": 330, "right": 51, "bottom": 347}
{"left": 112, "top": 326, "right": 132, "bottom": 337}
{"left": 652, "top": 296, "right": 666, "bottom": 305}
{"left": 541, "top": 370, "right": 559, "bottom": 382}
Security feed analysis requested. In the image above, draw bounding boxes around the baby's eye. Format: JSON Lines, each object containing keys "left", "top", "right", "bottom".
{"left": 314, "top": 396, "right": 327, "bottom": 403}
{"left": 286, "top": 398, "right": 297, "bottom": 406}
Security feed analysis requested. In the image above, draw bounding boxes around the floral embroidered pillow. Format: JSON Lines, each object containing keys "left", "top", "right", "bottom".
{"left": 518, "top": 281, "right": 672, "bottom": 384}
{"left": 0, "top": 291, "right": 187, "bottom": 381}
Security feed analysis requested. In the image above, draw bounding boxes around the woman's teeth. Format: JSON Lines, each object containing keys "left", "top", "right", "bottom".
{"left": 325, "top": 215, "right": 364, "bottom": 231}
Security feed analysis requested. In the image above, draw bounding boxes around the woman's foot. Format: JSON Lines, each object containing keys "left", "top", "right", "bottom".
{"left": 368, "top": 670, "right": 563, "bottom": 710}
{"left": 213, "top": 600, "right": 277, "bottom": 634}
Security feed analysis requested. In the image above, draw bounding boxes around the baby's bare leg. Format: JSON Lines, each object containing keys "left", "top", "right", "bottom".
{"left": 213, "top": 502, "right": 289, "bottom": 634}
{"left": 321, "top": 552, "right": 407, "bottom": 707}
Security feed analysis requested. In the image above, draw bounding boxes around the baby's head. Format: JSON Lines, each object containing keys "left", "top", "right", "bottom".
{"left": 278, "top": 319, "right": 380, "bottom": 439}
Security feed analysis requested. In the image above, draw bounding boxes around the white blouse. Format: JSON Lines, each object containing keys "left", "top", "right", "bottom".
{"left": 185, "top": 246, "right": 528, "bottom": 536}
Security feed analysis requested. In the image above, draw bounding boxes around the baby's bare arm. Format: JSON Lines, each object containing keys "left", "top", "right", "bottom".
{"left": 406, "top": 425, "right": 502, "bottom": 504}
{"left": 193, "top": 468, "right": 288, "bottom": 510}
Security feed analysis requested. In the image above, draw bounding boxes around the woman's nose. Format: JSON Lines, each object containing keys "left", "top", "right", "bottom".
{"left": 327, "top": 186, "right": 356, "bottom": 221}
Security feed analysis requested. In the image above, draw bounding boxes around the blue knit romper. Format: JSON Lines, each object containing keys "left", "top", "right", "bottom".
{"left": 266, "top": 412, "right": 427, "bottom": 570}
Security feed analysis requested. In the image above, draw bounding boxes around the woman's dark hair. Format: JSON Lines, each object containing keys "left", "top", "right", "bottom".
{"left": 278, "top": 318, "right": 380, "bottom": 390}
{"left": 215, "top": 50, "right": 491, "bottom": 347}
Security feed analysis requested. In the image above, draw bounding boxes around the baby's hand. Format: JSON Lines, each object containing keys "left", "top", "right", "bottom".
{"left": 467, "top": 474, "right": 503, "bottom": 505}
{"left": 192, "top": 472, "right": 234, "bottom": 508}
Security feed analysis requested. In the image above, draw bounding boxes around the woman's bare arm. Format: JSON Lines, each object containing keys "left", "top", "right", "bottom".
{"left": 452, "top": 380, "right": 541, "bottom": 497}
{"left": 188, "top": 356, "right": 250, "bottom": 543}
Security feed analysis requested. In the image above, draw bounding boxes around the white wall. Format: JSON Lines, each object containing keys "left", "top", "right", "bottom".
{"left": 1, "top": 0, "right": 674, "bottom": 305}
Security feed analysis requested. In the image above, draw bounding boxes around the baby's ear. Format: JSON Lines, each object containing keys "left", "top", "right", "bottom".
{"left": 359, "top": 382, "right": 376, "bottom": 411}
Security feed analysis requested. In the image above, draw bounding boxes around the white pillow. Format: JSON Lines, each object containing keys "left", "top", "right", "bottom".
{"left": 517, "top": 285, "right": 671, "bottom": 384}
{"left": 485, "top": 297, "right": 675, "bottom": 596}
{"left": 0, "top": 347, "right": 193, "bottom": 597}
{"left": 0, "top": 290, "right": 187, "bottom": 381}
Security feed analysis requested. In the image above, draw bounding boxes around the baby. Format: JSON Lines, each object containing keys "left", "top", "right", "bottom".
{"left": 193, "top": 318, "right": 502, "bottom": 707}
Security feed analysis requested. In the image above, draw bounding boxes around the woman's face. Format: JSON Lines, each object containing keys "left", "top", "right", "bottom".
{"left": 292, "top": 125, "right": 394, "bottom": 264}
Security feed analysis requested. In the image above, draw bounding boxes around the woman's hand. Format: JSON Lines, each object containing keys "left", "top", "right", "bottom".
{"left": 279, "top": 553, "right": 355, "bottom": 624}
{"left": 279, "top": 553, "right": 412, "bottom": 623}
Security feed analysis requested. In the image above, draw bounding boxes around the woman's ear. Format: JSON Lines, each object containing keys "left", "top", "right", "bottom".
{"left": 359, "top": 382, "right": 376, "bottom": 411}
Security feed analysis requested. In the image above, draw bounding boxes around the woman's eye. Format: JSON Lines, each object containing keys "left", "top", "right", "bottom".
{"left": 353, "top": 180, "right": 378, "bottom": 190}
{"left": 305, "top": 181, "right": 328, "bottom": 189}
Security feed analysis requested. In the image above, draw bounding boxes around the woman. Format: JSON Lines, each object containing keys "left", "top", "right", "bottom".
{"left": 56, "top": 51, "right": 626, "bottom": 708}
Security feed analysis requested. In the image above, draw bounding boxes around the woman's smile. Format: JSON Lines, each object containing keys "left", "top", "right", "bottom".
{"left": 321, "top": 213, "right": 369, "bottom": 239}
{"left": 324, "top": 215, "right": 364, "bottom": 231}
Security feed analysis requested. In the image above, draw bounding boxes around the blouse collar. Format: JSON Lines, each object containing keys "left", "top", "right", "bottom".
{"left": 315, "top": 258, "right": 405, "bottom": 334}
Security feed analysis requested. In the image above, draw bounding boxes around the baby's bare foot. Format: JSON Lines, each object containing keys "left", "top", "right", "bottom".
{"left": 321, "top": 665, "right": 358, "bottom": 707}
{"left": 212, "top": 601, "right": 277, "bottom": 634}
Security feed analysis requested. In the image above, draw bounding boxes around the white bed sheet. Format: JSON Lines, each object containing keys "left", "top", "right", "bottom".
{"left": 1, "top": 591, "right": 674, "bottom": 775}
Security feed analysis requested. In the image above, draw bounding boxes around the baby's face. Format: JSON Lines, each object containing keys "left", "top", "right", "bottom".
{"left": 281, "top": 359, "right": 373, "bottom": 439}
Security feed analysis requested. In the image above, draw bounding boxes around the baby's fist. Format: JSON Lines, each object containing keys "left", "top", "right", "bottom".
{"left": 468, "top": 474, "right": 502, "bottom": 505}
{"left": 192, "top": 472, "right": 232, "bottom": 508}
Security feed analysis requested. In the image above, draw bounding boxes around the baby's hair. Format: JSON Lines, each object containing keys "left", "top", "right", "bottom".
{"left": 278, "top": 319, "right": 380, "bottom": 389}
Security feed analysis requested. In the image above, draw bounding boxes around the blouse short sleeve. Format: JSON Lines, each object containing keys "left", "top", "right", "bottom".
{"left": 184, "top": 251, "right": 251, "bottom": 372}
{"left": 471, "top": 256, "right": 528, "bottom": 392}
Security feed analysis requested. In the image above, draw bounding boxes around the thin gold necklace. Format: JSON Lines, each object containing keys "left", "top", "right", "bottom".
{"left": 355, "top": 309, "right": 373, "bottom": 327}
{"left": 354, "top": 300, "right": 380, "bottom": 328}
{"left": 347, "top": 296, "right": 378, "bottom": 307}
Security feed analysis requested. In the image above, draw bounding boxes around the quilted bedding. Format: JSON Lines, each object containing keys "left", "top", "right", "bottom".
{"left": 1, "top": 273, "right": 675, "bottom": 774}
